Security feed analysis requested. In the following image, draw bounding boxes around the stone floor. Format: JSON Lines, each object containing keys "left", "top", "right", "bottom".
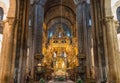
{"left": 48, "top": 80, "right": 74, "bottom": 83}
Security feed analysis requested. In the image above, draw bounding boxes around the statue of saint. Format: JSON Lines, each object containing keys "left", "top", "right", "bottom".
{"left": 53, "top": 51, "right": 67, "bottom": 75}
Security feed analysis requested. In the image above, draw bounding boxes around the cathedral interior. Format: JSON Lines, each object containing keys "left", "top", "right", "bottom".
{"left": 0, "top": 0, "right": 120, "bottom": 83}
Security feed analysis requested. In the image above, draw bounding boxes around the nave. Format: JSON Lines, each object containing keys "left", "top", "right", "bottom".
{"left": 0, "top": 0, "right": 120, "bottom": 83}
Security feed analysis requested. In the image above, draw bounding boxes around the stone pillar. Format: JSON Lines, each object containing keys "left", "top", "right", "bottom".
{"left": 12, "top": 2, "right": 28, "bottom": 81}
{"left": 90, "top": 0, "right": 107, "bottom": 82}
{"left": 33, "top": 0, "right": 44, "bottom": 79}
{"left": 76, "top": 0, "right": 88, "bottom": 80}
{"left": 0, "top": 18, "right": 15, "bottom": 83}
{"left": 105, "top": 16, "right": 120, "bottom": 83}
{"left": 112, "top": 19, "right": 120, "bottom": 83}
{"left": 34, "top": 0, "right": 44, "bottom": 59}
{"left": 82, "top": 3, "right": 91, "bottom": 79}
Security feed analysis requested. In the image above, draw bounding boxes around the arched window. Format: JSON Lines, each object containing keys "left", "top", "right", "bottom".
{"left": 117, "top": 7, "right": 120, "bottom": 52}
{"left": 117, "top": 6, "right": 120, "bottom": 21}
{"left": 0, "top": 7, "right": 4, "bottom": 21}
{"left": 116, "top": 7, "right": 120, "bottom": 33}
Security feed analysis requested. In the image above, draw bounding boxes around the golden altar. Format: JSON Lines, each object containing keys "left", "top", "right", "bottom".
{"left": 42, "top": 26, "right": 78, "bottom": 76}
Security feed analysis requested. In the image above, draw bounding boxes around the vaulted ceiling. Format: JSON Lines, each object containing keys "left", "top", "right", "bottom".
{"left": 44, "top": 0, "right": 76, "bottom": 13}
{"left": 44, "top": 0, "right": 76, "bottom": 26}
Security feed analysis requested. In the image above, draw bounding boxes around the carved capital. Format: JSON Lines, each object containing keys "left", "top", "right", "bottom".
{"left": 0, "top": 21, "right": 5, "bottom": 27}
{"left": 35, "top": 53, "right": 44, "bottom": 60}
{"left": 7, "top": 17, "right": 15, "bottom": 25}
{"left": 104, "top": 16, "right": 114, "bottom": 23}
{"left": 114, "top": 21, "right": 119, "bottom": 29}
{"left": 77, "top": 54, "right": 86, "bottom": 59}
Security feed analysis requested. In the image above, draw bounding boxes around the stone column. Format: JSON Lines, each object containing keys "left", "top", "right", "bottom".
{"left": 105, "top": 16, "right": 120, "bottom": 83}
{"left": 82, "top": 3, "right": 91, "bottom": 79}
{"left": 76, "top": 0, "right": 87, "bottom": 80}
{"left": 0, "top": 18, "right": 15, "bottom": 83}
{"left": 34, "top": 0, "right": 44, "bottom": 59}
{"left": 90, "top": 0, "right": 106, "bottom": 82}
{"left": 32, "top": 0, "right": 44, "bottom": 78}
{"left": 112, "top": 19, "right": 120, "bottom": 83}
